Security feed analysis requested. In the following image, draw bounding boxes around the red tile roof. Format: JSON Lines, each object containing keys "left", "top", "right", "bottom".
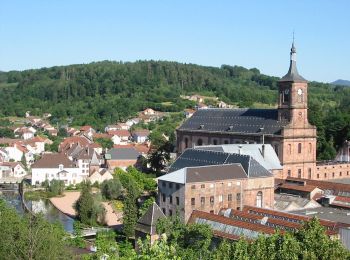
{"left": 107, "top": 130, "right": 130, "bottom": 137}
{"left": 278, "top": 183, "right": 319, "bottom": 193}
{"left": 80, "top": 125, "right": 92, "bottom": 132}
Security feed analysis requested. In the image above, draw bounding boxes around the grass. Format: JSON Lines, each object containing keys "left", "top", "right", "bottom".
{"left": 24, "top": 190, "right": 55, "bottom": 201}
{"left": 0, "top": 82, "right": 18, "bottom": 89}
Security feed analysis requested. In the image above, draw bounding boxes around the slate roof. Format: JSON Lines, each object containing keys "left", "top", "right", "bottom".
{"left": 106, "top": 147, "right": 141, "bottom": 160}
{"left": 135, "top": 202, "right": 165, "bottom": 235}
{"left": 168, "top": 148, "right": 272, "bottom": 178}
{"left": 279, "top": 43, "right": 307, "bottom": 83}
{"left": 158, "top": 164, "right": 247, "bottom": 184}
{"left": 196, "top": 144, "right": 282, "bottom": 171}
{"left": 177, "top": 108, "right": 287, "bottom": 135}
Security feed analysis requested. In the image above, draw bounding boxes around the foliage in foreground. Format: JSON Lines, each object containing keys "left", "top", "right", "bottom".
{"left": 0, "top": 199, "right": 71, "bottom": 260}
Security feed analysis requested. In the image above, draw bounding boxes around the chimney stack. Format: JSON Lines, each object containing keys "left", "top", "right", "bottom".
{"left": 238, "top": 145, "right": 243, "bottom": 155}
{"left": 262, "top": 144, "right": 265, "bottom": 158}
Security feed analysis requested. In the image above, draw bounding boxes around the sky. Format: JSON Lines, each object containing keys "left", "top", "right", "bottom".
{"left": 0, "top": 1, "right": 349, "bottom": 82}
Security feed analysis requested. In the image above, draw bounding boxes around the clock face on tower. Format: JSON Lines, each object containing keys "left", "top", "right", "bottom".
{"left": 297, "top": 88, "right": 303, "bottom": 95}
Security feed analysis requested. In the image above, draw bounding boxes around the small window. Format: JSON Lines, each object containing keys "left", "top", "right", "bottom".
{"left": 340, "top": 172, "right": 342, "bottom": 176}
{"left": 213, "top": 139, "right": 218, "bottom": 145}
{"left": 210, "top": 210, "right": 214, "bottom": 214}
{"left": 332, "top": 172, "right": 335, "bottom": 178}
{"left": 308, "top": 168, "right": 312, "bottom": 179}
{"left": 224, "top": 140, "right": 229, "bottom": 144}
{"left": 169, "top": 210, "right": 173, "bottom": 216}
{"left": 197, "top": 139, "right": 203, "bottom": 146}
{"left": 191, "top": 185, "right": 196, "bottom": 189}
{"left": 169, "top": 183, "right": 173, "bottom": 188}
{"left": 317, "top": 174, "right": 320, "bottom": 179}
{"left": 185, "top": 138, "right": 189, "bottom": 149}
{"left": 256, "top": 191, "right": 263, "bottom": 208}
{"left": 162, "top": 208, "right": 166, "bottom": 214}
{"left": 324, "top": 173, "right": 327, "bottom": 178}
{"left": 210, "top": 183, "right": 214, "bottom": 188}
{"left": 210, "top": 196, "right": 214, "bottom": 205}
{"left": 176, "top": 184, "right": 180, "bottom": 189}
{"left": 228, "top": 182, "right": 232, "bottom": 187}
{"left": 236, "top": 193, "right": 241, "bottom": 201}
{"left": 287, "top": 170, "right": 291, "bottom": 177}
{"left": 201, "top": 197, "right": 205, "bottom": 206}
{"left": 298, "top": 169, "right": 302, "bottom": 178}
{"left": 201, "top": 184, "right": 205, "bottom": 189}
{"left": 162, "top": 181, "right": 166, "bottom": 187}
{"left": 162, "top": 193, "right": 166, "bottom": 202}
{"left": 228, "top": 194, "right": 232, "bottom": 201}
{"left": 298, "top": 143, "right": 302, "bottom": 154}
{"left": 191, "top": 198, "right": 195, "bottom": 206}
{"left": 176, "top": 197, "right": 179, "bottom": 205}
{"left": 219, "top": 195, "right": 223, "bottom": 202}
{"left": 169, "top": 196, "right": 173, "bottom": 204}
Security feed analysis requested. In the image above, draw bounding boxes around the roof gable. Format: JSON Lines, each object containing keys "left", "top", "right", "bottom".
{"left": 135, "top": 202, "right": 165, "bottom": 235}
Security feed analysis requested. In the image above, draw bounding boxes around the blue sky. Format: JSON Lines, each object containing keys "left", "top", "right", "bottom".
{"left": 0, "top": 1, "right": 349, "bottom": 82}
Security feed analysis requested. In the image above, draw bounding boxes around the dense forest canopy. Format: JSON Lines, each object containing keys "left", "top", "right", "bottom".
{"left": 0, "top": 60, "right": 349, "bottom": 159}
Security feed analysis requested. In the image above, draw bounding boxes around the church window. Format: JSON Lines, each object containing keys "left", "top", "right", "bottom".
{"left": 197, "top": 139, "right": 203, "bottom": 146}
{"left": 256, "top": 191, "right": 263, "bottom": 208}
{"left": 308, "top": 168, "right": 312, "bottom": 179}
{"left": 185, "top": 138, "right": 189, "bottom": 149}
{"left": 298, "top": 169, "right": 302, "bottom": 178}
{"left": 309, "top": 143, "right": 312, "bottom": 153}
{"left": 287, "top": 170, "right": 291, "bottom": 177}
{"left": 298, "top": 143, "right": 302, "bottom": 153}
{"left": 288, "top": 144, "right": 292, "bottom": 154}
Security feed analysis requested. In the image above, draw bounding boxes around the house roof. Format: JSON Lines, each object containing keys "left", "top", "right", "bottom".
{"left": 59, "top": 136, "right": 91, "bottom": 151}
{"left": 279, "top": 43, "right": 307, "bottom": 83}
{"left": 106, "top": 147, "right": 141, "bottom": 160}
{"left": 177, "top": 108, "right": 287, "bottom": 136}
{"left": 107, "top": 130, "right": 131, "bottom": 137}
{"left": 80, "top": 125, "right": 93, "bottom": 131}
{"left": 278, "top": 183, "right": 319, "bottom": 193}
{"left": 168, "top": 148, "right": 272, "bottom": 178}
{"left": 197, "top": 144, "right": 282, "bottom": 171}
{"left": 188, "top": 210, "right": 275, "bottom": 240}
{"left": 31, "top": 153, "right": 77, "bottom": 168}
{"left": 135, "top": 202, "right": 166, "bottom": 235}
{"left": 132, "top": 129, "right": 150, "bottom": 136}
{"left": 0, "top": 161, "right": 24, "bottom": 169}
{"left": 158, "top": 164, "right": 247, "bottom": 184}
{"left": 93, "top": 133, "right": 112, "bottom": 139}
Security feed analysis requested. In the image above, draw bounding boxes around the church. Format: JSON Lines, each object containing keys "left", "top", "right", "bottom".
{"left": 176, "top": 43, "right": 350, "bottom": 180}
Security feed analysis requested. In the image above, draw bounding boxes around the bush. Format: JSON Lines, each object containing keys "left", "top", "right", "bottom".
{"left": 101, "top": 178, "right": 123, "bottom": 200}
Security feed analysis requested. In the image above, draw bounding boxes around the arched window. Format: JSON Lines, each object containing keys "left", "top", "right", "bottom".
{"left": 288, "top": 144, "right": 292, "bottom": 155}
{"left": 309, "top": 143, "right": 312, "bottom": 153}
{"left": 184, "top": 138, "right": 189, "bottom": 149}
{"left": 256, "top": 191, "right": 263, "bottom": 208}
{"left": 298, "top": 143, "right": 302, "bottom": 154}
{"left": 197, "top": 139, "right": 203, "bottom": 146}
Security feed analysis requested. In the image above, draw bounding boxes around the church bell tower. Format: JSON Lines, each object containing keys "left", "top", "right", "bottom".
{"left": 278, "top": 42, "right": 317, "bottom": 179}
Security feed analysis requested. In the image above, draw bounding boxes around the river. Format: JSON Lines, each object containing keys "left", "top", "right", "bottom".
{"left": 0, "top": 189, "right": 74, "bottom": 233}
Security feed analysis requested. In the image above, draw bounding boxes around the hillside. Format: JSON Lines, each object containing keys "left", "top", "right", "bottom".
{"left": 331, "top": 79, "right": 350, "bottom": 87}
{"left": 0, "top": 60, "right": 349, "bottom": 159}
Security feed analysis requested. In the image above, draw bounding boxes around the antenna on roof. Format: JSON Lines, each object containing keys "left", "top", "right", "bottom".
{"left": 292, "top": 30, "right": 295, "bottom": 45}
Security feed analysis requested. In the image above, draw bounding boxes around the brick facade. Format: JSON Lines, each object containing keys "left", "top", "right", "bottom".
{"left": 158, "top": 176, "right": 274, "bottom": 222}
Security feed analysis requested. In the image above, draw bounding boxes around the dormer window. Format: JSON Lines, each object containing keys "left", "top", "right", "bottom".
{"left": 199, "top": 124, "right": 204, "bottom": 129}
{"left": 59, "top": 164, "right": 64, "bottom": 171}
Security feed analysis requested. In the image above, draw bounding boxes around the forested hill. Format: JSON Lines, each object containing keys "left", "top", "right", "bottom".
{"left": 0, "top": 60, "right": 349, "bottom": 158}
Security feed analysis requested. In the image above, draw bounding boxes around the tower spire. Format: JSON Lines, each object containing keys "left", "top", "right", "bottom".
{"left": 279, "top": 37, "right": 307, "bottom": 83}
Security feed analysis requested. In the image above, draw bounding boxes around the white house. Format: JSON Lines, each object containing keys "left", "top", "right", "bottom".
{"left": 88, "top": 168, "right": 113, "bottom": 184}
{"left": 132, "top": 129, "right": 150, "bottom": 143}
{"left": 125, "top": 118, "right": 140, "bottom": 128}
{"left": 108, "top": 130, "right": 131, "bottom": 145}
{"left": 31, "top": 153, "right": 81, "bottom": 186}
{"left": 5, "top": 143, "right": 34, "bottom": 165}
{"left": 0, "top": 162, "right": 27, "bottom": 179}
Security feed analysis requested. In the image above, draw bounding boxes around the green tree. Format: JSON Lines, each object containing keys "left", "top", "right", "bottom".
{"left": 49, "top": 179, "right": 65, "bottom": 196}
{"left": 95, "top": 137, "right": 113, "bottom": 150}
{"left": 95, "top": 230, "right": 119, "bottom": 260}
{"left": 0, "top": 199, "right": 71, "bottom": 260}
{"left": 101, "top": 178, "right": 123, "bottom": 200}
{"left": 137, "top": 235, "right": 181, "bottom": 260}
{"left": 74, "top": 182, "right": 106, "bottom": 226}
{"left": 122, "top": 177, "right": 140, "bottom": 238}
{"left": 139, "top": 197, "right": 155, "bottom": 216}
{"left": 21, "top": 153, "right": 27, "bottom": 170}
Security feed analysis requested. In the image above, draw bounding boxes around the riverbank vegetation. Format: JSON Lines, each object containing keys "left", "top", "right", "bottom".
{"left": 0, "top": 199, "right": 72, "bottom": 260}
